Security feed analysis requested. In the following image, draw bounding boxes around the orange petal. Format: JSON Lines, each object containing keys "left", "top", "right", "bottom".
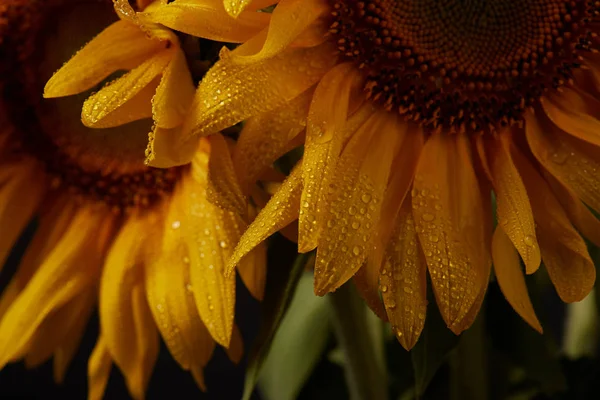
{"left": 223, "top": 0, "right": 275, "bottom": 17}
{"left": 207, "top": 134, "right": 247, "bottom": 215}
{"left": 225, "top": 324, "right": 244, "bottom": 364}
{"left": 100, "top": 215, "right": 159, "bottom": 400}
{"left": 487, "top": 132, "right": 541, "bottom": 274}
{"left": 0, "top": 161, "right": 45, "bottom": 270}
{"left": 353, "top": 261, "right": 388, "bottom": 322}
{"left": 44, "top": 20, "right": 165, "bottom": 98}
{"left": 228, "top": 164, "right": 303, "bottom": 272}
{"left": 81, "top": 50, "right": 173, "bottom": 128}
{"left": 412, "top": 132, "right": 490, "bottom": 333}
{"left": 492, "top": 227, "right": 543, "bottom": 333}
{"left": 380, "top": 199, "right": 428, "bottom": 350}
{"left": 143, "top": 0, "right": 269, "bottom": 43}
{"left": 183, "top": 41, "right": 337, "bottom": 137}
{"left": 0, "top": 207, "right": 111, "bottom": 368}
{"left": 87, "top": 336, "right": 112, "bottom": 400}
{"left": 236, "top": 204, "right": 268, "bottom": 300}
{"left": 299, "top": 62, "right": 364, "bottom": 252}
{"left": 511, "top": 147, "right": 596, "bottom": 303}
{"left": 313, "top": 111, "right": 400, "bottom": 295}
{"left": 232, "top": 89, "right": 312, "bottom": 193}
{"left": 153, "top": 48, "right": 195, "bottom": 129}
{"left": 525, "top": 111, "right": 600, "bottom": 212}
{"left": 145, "top": 202, "right": 215, "bottom": 388}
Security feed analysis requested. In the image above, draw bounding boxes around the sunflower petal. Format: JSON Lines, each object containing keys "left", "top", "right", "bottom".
{"left": 228, "top": 164, "right": 303, "bottom": 273}
{"left": 492, "top": 227, "right": 543, "bottom": 333}
{"left": 0, "top": 161, "right": 45, "bottom": 270}
{"left": 225, "top": 324, "right": 244, "bottom": 364}
{"left": 88, "top": 337, "right": 112, "bottom": 400}
{"left": 207, "top": 134, "right": 247, "bottom": 215}
{"left": 380, "top": 199, "right": 427, "bottom": 350}
{"left": 232, "top": 89, "right": 312, "bottom": 193}
{"left": 81, "top": 50, "right": 172, "bottom": 128}
{"left": 100, "top": 216, "right": 159, "bottom": 400}
{"left": 0, "top": 208, "right": 109, "bottom": 368}
{"left": 299, "top": 63, "right": 363, "bottom": 252}
{"left": 237, "top": 238, "right": 268, "bottom": 301}
{"left": 525, "top": 112, "right": 600, "bottom": 212}
{"left": 313, "top": 112, "right": 399, "bottom": 295}
{"left": 183, "top": 41, "right": 337, "bottom": 137}
{"left": 487, "top": 132, "right": 541, "bottom": 274}
{"left": 44, "top": 20, "right": 165, "bottom": 98}
{"left": 180, "top": 154, "right": 237, "bottom": 346}
{"left": 143, "top": 0, "right": 269, "bottom": 43}
{"left": 412, "top": 132, "right": 489, "bottom": 333}
{"left": 153, "top": 48, "right": 195, "bottom": 129}
{"left": 223, "top": 0, "right": 274, "bottom": 17}
{"left": 354, "top": 260, "right": 388, "bottom": 322}
{"left": 145, "top": 200, "right": 215, "bottom": 387}
{"left": 145, "top": 126, "right": 200, "bottom": 168}
{"left": 511, "top": 147, "right": 595, "bottom": 303}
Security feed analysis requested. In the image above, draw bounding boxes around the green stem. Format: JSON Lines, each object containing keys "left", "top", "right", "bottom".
{"left": 329, "top": 283, "right": 388, "bottom": 400}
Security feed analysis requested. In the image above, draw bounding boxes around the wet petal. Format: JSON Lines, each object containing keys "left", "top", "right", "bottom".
{"left": 299, "top": 63, "right": 364, "bottom": 252}
{"left": 183, "top": 41, "right": 337, "bottom": 137}
{"left": 228, "top": 164, "right": 303, "bottom": 272}
{"left": 44, "top": 20, "right": 165, "bottom": 98}
{"left": 145, "top": 201, "right": 215, "bottom": 389}
{"left": 525, "top": 112, "right": 600, "bottom": 212}
{"left": 412, "top": 132, "right": 489, "bottom": 333}
{"left": 153, "top": 48, "right": 195, "bottom": 129}
{"left": 81, "top": 50, "right": 172, "bottom": 128}
{"left": 492, "top": 227, "right": 543, "bottom": 333}
{"left": 380, "top": 200, "right": 427, "bottom": 350}
{"left": 100, "top": 216, "right": 159, "bottom": 400}
{"left": 354, "top": 261, "right": 388, "bottom": 322}
{"left": 487, "top": 132, "right": 541, "bottom": 274}
{"left": 511, "top": 147, "right": 595, "bottom": 303}
{"left": 143, "top": 0, "right": 269, "bottom": 43}
{"left": 145, "top": 126, "right": 200, "bottom": 168}
{"left": 313, "top": 112, "right": 400, "bottom": 295}
{"left": 232, "top": 90, "right": 312, "bottom": 193}
{"left": 223, "top": 0, "right": 274, "bottom": 17}
{"left": 207, "top": 134, "right": 247, "bottom": 215}
{"left": 87, "top": 337, "right": 112, "bottom": 400}
{"left": 0, "top": 208, "right": 110, "bottom": 368}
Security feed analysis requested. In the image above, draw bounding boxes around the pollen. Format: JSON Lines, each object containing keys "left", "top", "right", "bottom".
{"left": 329, "top": 0, "right": 600, "bottom": 134}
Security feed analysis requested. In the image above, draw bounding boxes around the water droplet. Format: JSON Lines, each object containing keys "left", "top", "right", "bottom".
{"left": 352, "top": 246, "right": 361, "bottom": 256}
{"left": 421, "top": 213, "right": 435, "bottom": 222}
{"left": 171, "top": 220, "right": 181, "bottom": 229}
{"left": 361, "top": 193, "right": 372, "bottom": 203}
{"left": 524, "top": 235, "right": 535, "bottom": 247}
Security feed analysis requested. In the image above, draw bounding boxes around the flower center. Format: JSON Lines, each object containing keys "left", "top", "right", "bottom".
{"left": 0, "top": 0, "right": 184, "bottom": 212}
{"left": 329, "top": 0, "right": 599, "bottom": 134}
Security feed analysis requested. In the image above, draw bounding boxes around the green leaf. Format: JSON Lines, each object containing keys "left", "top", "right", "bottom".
{"left": 411, "top": 298, "right": 460, "bottom": 397}
{"left": 241, "top": 248, "right": 312, "bottom": 400}
{"left": 257, "top": 272, "right": 332, "bottom": 400}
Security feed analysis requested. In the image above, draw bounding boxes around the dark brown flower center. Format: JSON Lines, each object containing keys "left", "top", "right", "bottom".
{"left": 329, "top": 0, "right": 600, "bottom": 134}
{"left": 0, "top": 0, "right": 184, "bottom": 213}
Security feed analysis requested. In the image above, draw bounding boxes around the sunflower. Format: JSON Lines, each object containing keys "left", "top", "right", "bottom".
{"left": 182, "top": 0, "right": 600, "bottom": 350}
{"left": 0, "top": 0, "right": 265, "bottom": 398}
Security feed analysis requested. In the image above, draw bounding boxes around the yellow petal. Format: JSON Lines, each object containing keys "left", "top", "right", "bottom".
{"left": 299, "top": 63, "right": 364, "bottom": 252}
{"left": 0, "top": 161, "right": 45, "bottom": 269}
{"left": 153, "top": 48, "right": 195, "bottom": 129}
{"left": 100, "top": 215, "right": 159, "bottom": 400}
{"left": 81, "top": 49, "right": 172, "bottom": 128}
{"left": 236, "top": 224, "right": 268, "bottom": 301}
{"left": 223, "top": 0, "right": 275, "bottom": 17}
{"left": 145, "top": 201, "right": 215, "bottom": 388}
{"left": 0, "top": 207, "right": 110, "bottom": 368}
{"left": 228, "top": 163, "right": 303, "bottom": 272}
{"left": 145, "top": 126, "right": 200, "bottom": 168}
{"left": 143, "top": 0, "right": 269, "bottom": 43}
{"left": 313, "top": 111, "right": 400, "bottom": 295}
{"left": 230, "top": 0, "right": 328, "bottom": 64}
{"left": 380, "top": 200, "right": 427, "bottom": 350}
{"left": 232, "top": 89, "right": 312, "bottom": 193}
{"left": 492, "top": 227, "right": 543, "bottom": 333}
{"left": 353, "top": 260, "right": 388, "bottom": 322}
{"left": 87, "top": 336, "right": 112, "bottom": 400}
{"left": 225, "top": 324, "right": 244, "bottom": 364}
{"left": 412, "top": 132, "right": 490, "bottom": 333}
{"left": 487, "top": 132, "right": 541, "bottom": 274}
{"left": 178, "top": 155, "right": 237, "bottom": 346}
{"left": 183, "top": 41, "right": 337, "bottom": 137}
{"left": 525, "top": 111, "right": 600, "bottom": 212}
{"left": 511, "top": 147, "right": 596, "bottom": 303}
{"left": 44, "top": 20, "right": 165, "bottom": 98}
{"left": 207, "top": 133, "right": 247, "bottom": 215}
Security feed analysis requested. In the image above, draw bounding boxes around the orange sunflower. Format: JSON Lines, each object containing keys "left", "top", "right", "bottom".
{"left": 0, "top": 0, "right": 265, "bottom": 398}
{"left": 182, "top": 0, "right": 600, "bottom": 349}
